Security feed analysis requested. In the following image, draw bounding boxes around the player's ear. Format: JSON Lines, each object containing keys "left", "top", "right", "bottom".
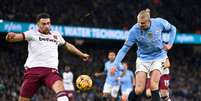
{"left": 37, "top": 21, "right": 41, "bottom": 27}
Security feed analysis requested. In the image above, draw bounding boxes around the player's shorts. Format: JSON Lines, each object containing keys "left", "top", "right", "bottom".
{"left": 103, "top": 83, "right": 120, "bottom": 97}
{"left": 159, "top": 74, "right": 170, "bottom": 90}
{"left": 146, "top": 74, "right": 170, "bottom": 90}
{"left": 135, "top": 57, "right": 166, "bottom": 74}
{"left": 20, "top": 67, "right": 62, "bottom": 98}
{"left": 161, "top": 67, "right": 170, "bottom": 75}
{"left": 121, "top": 88, "right": 133, "bottom": 95}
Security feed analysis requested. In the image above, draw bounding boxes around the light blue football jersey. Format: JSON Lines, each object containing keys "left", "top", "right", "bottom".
{"left": 114, "top": 18, "right": 176, "bottom": 67}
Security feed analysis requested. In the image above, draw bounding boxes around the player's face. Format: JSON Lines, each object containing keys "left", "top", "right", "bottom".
{"left": 38, "top": 18, "right": 51, "bottom": 34}
{"left": 64, "top": 67, "right": 70, "bottom": 72}
{"left": 137, "top": 17, "right": 150, "bottom": 30}
{"left": 108, "top": 52, "right": 116, "bottom": 62}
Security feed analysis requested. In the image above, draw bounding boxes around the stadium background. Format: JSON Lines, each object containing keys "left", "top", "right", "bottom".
{"left": 0, "top": 0, "right": 201, "bottom": 101}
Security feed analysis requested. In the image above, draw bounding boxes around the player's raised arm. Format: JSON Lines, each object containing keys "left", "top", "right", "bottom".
{"left": 163, "top": 25, "right": 176, "bottom": 51}
{"left": 168, "top": 25, "right": 176, "bottom": 45}
{"left": 6, "top": 32, "right": 25, "bottom": 42}
{"left": 160, "top": 18, "right": 177, "bottom": 51}
{"left": 64, "top": 42, "right": 89, "bottom": 61}
{"left": 94, "top": 72, "right": 106, "bottom": 77}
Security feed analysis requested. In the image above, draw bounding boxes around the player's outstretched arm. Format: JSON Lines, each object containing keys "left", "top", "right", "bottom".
{"left": 6, "top": 32, "right": 25, "bottom": 42}
{"left": 64, "top": 42, "right": 89, "bottom": 61}
{"left": 94, "top": 72, "right": 105, "bottom": 77}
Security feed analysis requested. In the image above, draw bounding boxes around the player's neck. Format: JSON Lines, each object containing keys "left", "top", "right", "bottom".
{"left": 38, "top": 29, "right": 50, "bottom": 35}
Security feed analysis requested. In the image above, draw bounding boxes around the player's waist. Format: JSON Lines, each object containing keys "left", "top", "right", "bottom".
{"left": 137, "top": 48, "right": 163, "bottom": 55}
{"left": 24, "top": 67, "right": 59, "bottom": 76}
{"left": 137, "top": 51, "right": 167, "bottom": 61}
{"left": 26, "top": 56, "right": 58, "bottom": 62}
{"left": 105, "top": 79, "right": 118, "bottom": 83}
{"left": 25, "top": 66, "right": 58, "bottom": 70}
{"left": 24, "top": 61, "right": 59, "bottom": 68}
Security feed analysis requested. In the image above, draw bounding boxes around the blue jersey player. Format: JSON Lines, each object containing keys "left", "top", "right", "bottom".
{"left": 118, "top": 62, "right": 134, "bottom": 101}
{"left": 113, "top": 9, "right": 176, "bottom": 101}
{"left": 95, "top": 51, "right": 121, "bottom": 101}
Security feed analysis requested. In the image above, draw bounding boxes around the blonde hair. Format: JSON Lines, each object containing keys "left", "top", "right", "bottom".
{"left": 137, "top": 8, "right": 151, "bottom": 20}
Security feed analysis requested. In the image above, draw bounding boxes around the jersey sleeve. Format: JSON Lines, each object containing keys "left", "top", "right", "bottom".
{"left": 159, "top": 18, "right": 172, "bottom": 31}
{"left": 159, "top": 18, "right": 177, "bottom": 45}
{"left": 104, "top": 62, "right": 108, "bottom": 72}
{"left": 56, "top": 32, "right": 66, "bottom": 45}
{"left": 113, "top": 26, "right": 137, "bottom": 68}
{"left": 130, "top": 71, "right": 134, "bottom": 78}
{"left": 23, "top": 30, "right": 34, "bottom": 41}
{"left": 124, "top": 26, "right": 137, "bottom": 47}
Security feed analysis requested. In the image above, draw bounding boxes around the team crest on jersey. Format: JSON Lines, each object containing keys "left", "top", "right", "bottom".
{"left": 147, "top": 31, "right": 153, "bottom": 38}
{"left": 53, "top": 35, "right": 58, "bottom": 39}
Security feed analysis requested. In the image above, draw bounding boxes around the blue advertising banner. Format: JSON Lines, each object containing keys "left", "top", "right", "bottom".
{"left": 1, "top": 21, "right": 201, "bottom": 44}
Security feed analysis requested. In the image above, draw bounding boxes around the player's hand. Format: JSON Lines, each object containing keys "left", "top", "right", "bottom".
{"left": 81, "top": 53, "right": 89, "bottom": 61}
{"left": 163, "top": 44, "right": 172, "bottom": 51}
{"left": 6, "top": 32, "right": 16, "bottom": 41}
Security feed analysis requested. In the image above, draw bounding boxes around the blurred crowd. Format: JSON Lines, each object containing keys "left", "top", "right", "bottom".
{"left": 0, "top": 0, "right": 201, "bottom": 33}
{"left": 0, "top": 36, "right": 201, "bottom": 101}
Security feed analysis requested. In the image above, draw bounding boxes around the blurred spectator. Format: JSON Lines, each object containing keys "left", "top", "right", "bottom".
{"left": 0, "top": 0, "right": 201, "bottom": 33}
{"left": 63, "top": 65, "right": 75, "bottom": 101}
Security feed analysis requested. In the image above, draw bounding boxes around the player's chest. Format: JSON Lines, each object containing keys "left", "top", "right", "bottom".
{"left": 32, "top": 34, "right": 60, "bottom": 45}
{"left": 136, "top": 27, "right": 162, "bottom": 43}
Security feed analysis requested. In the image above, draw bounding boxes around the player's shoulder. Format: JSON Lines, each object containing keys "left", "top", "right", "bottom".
{"left": 152, "top": 17, "right": 165, "bottom": 21}
{"left": 24, "top": 29, "right": 37, "bottom": 34}
{"left": 151, "top": 17, "right": 170, "bottom": 28}
{"left": 128, "top": 24, "right": 140, "bottom": 35}
{"left": 105, "top": 61, "right": 110, "bottom": 65}
{"left": 63, "top": 72, "right": 67, "bottom": 75}
{"left": 131, "top": 24, "right": 140, "bottom": 30}
{"left": 50, "top": 30, "right": 61, "bottom": 35}
{"left": 69, "top": 71, "right": 73, "bottom": 75}
{"left": 152, "top": 17, "right": 168, "bottom": 23}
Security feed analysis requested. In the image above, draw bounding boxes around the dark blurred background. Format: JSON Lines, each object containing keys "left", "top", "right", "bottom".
{"left": 0, "top": 0, "right": 201, "bottom": 101}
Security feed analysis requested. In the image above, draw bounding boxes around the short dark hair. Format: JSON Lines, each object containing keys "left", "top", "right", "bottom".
{"left": 108, "top": 50, "right": 116, "bottom": 54}
{"left": 36, "top": 13, "right": 50, "bottom": 22}
{"left": 64, "top": 65, "right": 70, "bottom": 71}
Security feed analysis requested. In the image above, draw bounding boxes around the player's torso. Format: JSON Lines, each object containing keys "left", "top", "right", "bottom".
{"left": 63, "top": 72, "right": 73, "bottom": 83}
{"left": 63, "top": 72, "right": 74, "bottom": 90}
{"left": 134, "top": 19, "right": 167, "bottom": 60}
{"left": 28, "top": 31, "right": 60, "bottom": 53}
{"left": 136, "top": 21, "right": 163, "bottom": 53}
{"left": 120, "top": 70, "right": 133, "bottom": 86}
{"left": 105, "top": 61, "right": 120, "bottom": 85}
{"left": 25, "top": 30, "right": 62, "bottom": 68}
